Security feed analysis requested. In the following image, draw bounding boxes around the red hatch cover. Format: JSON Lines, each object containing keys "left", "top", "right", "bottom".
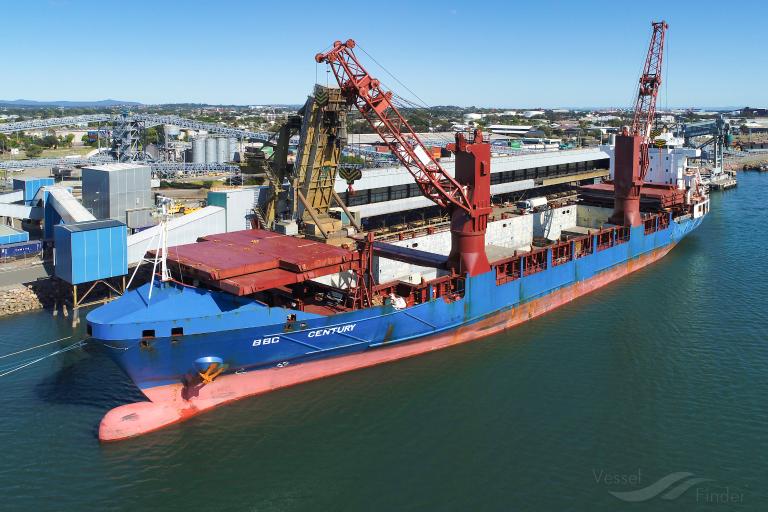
{"left": 579, "top": 182, "right": 685, "bottom": 208}
{"left": 216, "top": 268, "right": 301, "bottom": 296}
{"left": 154, "top": 229, "right": 359, "bottom": 294}
{"left": 161, "top": 242, "right": 279, "bottom": 280}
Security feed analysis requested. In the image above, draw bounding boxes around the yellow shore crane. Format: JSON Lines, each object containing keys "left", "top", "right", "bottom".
{"left": 257, "top": 84, "right": 361, "bottom": 241}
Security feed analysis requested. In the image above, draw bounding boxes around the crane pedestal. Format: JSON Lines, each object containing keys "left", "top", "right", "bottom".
{"left": 447, "top": 131, "right": 492, "bottom": 276}
{"left": 610, "top": 134, "right": 644, "bottom": 227}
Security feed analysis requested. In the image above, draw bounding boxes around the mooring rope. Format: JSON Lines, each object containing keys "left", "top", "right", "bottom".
{"left": 0, "top": 340, "right": 86, "bottom": 378}
{"left": 99, "top": 342, "right": 131, "bottom": 351}
{"left": 0, "top": 335, "right": 72, "bottom": 360}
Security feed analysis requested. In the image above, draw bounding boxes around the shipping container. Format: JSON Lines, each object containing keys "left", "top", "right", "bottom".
{"left": 0, "top": 240, "right": 42, "bottom": 260}
{"left": 54, "top": 220, "right": 128, "bottom": 285}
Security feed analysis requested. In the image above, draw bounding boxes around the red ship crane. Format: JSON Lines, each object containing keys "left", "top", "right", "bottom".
{"left": 316, "top": 40, "right": 492, "bottom": 276}
{"left": 611, "top": 20, "right": 668, "bottom": 227}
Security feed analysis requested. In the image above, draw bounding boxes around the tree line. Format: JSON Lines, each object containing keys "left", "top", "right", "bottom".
{"left": 0, "top": 131, "right": 75, "bottom": 157}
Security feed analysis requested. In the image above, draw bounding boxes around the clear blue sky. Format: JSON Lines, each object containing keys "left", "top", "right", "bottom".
{"left": 2, "top": 0, "right": 765, "bottom": 108}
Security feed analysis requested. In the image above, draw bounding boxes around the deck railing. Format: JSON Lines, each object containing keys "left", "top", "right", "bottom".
{"left": 523, "top": 249, "right": 548, "bottom": 276}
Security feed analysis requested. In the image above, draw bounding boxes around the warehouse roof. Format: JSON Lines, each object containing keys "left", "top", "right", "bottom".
{"left": 82, "top": 163, "right": 150, "bottom": 172}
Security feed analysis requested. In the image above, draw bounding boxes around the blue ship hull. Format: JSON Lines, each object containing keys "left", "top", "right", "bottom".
{"left": 88, "top": 215, "right": 702, "bottom": 395}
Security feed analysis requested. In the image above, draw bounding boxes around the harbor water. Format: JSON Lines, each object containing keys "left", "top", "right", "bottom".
{"left": 0, "top": 173, "right": 765, "bottom": 511}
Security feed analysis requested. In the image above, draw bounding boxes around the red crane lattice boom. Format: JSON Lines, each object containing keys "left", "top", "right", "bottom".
{"left": 316, "top": 39, "right": 492, "bottom": 276}
{"left": 315, "top": 40, "right": 473, "bottom": 215}
{"left": 632, "top": 20, "right": 667, "bottom": 180}
{"left": 610, "top": 21, "right": 668, "bottom": 227}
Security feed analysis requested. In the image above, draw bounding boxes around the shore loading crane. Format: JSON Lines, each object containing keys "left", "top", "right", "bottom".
{"left": 254, "top": 85, "right": 361, "bottom": 242}
{"left": 679, "top": 114, "right": 731, "bottom": 171}
{"left": 316, "top": 39, "right": 492, "bottom": 276}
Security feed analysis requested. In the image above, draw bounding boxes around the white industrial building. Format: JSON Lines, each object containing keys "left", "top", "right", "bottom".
{"left": 336, "top": 147, "right": 611, "bottom": 221}
{"left": 604, "top": 136, "right": 700, "bottom": 190}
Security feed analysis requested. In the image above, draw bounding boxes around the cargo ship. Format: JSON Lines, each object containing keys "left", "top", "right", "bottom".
{"left": 88, "top": 29, "right": 708, "bottom": 441}
{"left": 90, "top": 191, "right": 706, "bottom": 441}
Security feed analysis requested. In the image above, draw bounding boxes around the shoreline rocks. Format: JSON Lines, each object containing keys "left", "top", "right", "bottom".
{"left": 0, "top": 270, "right": 152, "bottom": 318}
{"left": 0, "top": 284, "right": 46, "bottom": 316}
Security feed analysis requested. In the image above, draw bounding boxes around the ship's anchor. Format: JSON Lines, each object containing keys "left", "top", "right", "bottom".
{"left": 194, "top": 356, "right": 226, "bottom": 384}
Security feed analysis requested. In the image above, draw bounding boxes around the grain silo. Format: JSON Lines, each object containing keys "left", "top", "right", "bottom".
{"left": 216, "top": 137, "right": 228, "bottom": 163}
{"left": 205, "top": 137, "right": 217, "bottom": 164}
{"left": 192, "top": 136, "right": 206, "bottom": 164}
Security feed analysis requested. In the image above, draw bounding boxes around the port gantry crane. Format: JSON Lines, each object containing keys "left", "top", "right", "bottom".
{"left": 611, "top": 20, "right": 668, "bottom": 226}
{"left": 316, "top": 39, "right": 492, "bottom": 276}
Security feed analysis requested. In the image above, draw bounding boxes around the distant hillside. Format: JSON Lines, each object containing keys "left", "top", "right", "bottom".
{"left": 0, "top": 99, "right": 142, "bottom": 107}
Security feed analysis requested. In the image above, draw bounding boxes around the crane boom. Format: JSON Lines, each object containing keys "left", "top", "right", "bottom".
{"left": 632, "top": 20, "right": 667, "bottom": 180}
{"left": 610, "top": 21, "right": 668, "bottom": 227}
{"left": 315, "top": 40, "right": 473, "bottom": 215}
{"left": 317, "top": 39, "right": 492, "bottom": 276}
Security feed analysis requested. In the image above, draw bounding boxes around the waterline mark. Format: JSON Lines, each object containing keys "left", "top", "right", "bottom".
{"left": 593, "top": 469, "right": 744, "bottom": 504}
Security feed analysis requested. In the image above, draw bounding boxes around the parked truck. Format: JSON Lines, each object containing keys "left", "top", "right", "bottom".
{"left": 516, "top": 196, "right": 548, "bottom": 213}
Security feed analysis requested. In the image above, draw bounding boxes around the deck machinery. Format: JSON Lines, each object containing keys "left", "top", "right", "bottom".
{"left": 579, "top": 21, "right": 700, "bottom": 222}
{"left": 611, "top": 20, "right": 668, "bottom": 227}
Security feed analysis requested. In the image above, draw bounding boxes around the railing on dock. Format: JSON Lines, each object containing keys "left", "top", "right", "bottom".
{"left": 486, "top": 210, "right": 678, "bottom": 289}
{"left": 596, "top": 229, "right": 615, "bottom": 251}
{"left": 595, "top": 225, "right": 630, "bottom": 251}
{"left": 615, "top": 226, "right": 630, "bottom": 244}
{"left": 643, "top": 212, "right": 670, "bottom": 235}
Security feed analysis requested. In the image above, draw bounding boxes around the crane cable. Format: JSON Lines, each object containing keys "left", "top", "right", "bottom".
{"left": 355, "top": 44, "right": 455, "bottom": 146}
{"left": 356, "top": 44, "right": 433, "bottom": 110}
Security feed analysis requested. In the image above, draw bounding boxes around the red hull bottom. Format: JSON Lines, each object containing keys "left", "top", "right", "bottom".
{"left": 99, "top": 244, "right": 675, "bottom": 441}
